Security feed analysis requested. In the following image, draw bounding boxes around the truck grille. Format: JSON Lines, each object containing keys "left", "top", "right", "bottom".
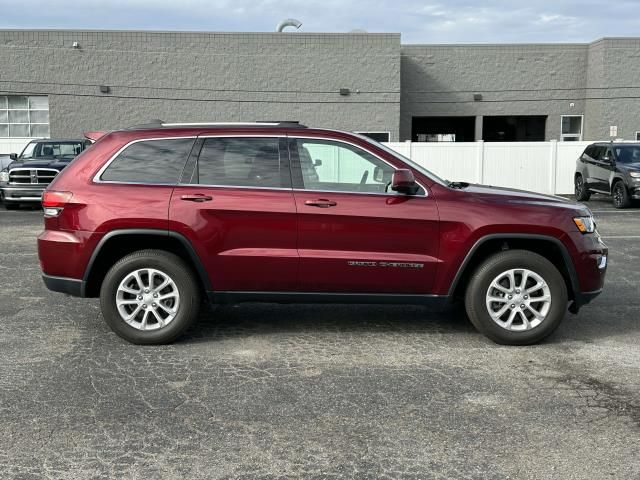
{"left": 8, "top": 168, "right": 59, "bottom": 185}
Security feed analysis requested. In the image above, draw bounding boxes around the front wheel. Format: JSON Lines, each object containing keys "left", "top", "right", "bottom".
{"left": 100, "top": 249, "right": 201, "bottom": 344}
{"left": 464, "top": 250, "right": 568, "bottom": 345}
{"left": 574, "top": 174, "right": 591, "bottom": 201}
{"left": 612, "top": 181, "right": 631, "bottom": 209}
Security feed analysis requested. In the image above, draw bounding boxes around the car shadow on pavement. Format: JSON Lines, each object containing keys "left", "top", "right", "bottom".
{"left": 179, "top": 303, "right": 477, "bottom": 344}
{"left": 175, "top": 299, "right": 640, "bottom": 346}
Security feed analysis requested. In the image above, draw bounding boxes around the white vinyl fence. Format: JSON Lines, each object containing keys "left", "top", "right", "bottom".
{"left": 384, "top": 141, "right": 590, "bottom": 195}
{"left": 0, "top": 138, "right": 38, "bottom": 156}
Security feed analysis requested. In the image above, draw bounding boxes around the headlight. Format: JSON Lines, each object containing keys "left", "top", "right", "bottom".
{"left": 630, "top": 172, "right": 640, "bottom": 178}
{"left": 0, "top": 170, "right": 9, "bottom": 182}
{"left": 574, "top": 216, "right": 596, "bottom": 234}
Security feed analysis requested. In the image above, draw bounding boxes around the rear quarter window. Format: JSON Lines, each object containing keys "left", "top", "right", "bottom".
{"left": 100, "top": 138, "right": 195, "bottom": 183}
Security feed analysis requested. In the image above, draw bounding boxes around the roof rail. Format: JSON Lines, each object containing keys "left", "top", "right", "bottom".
{"left": 124, "top": 120, "right": 307, "bottom": 130}
{"left": 124, "top": 119, "right": 164, "bottom": 130}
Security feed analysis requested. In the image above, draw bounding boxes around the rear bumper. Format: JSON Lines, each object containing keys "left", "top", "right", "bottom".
{"left": 42, "top": 274, "right": 85, "bottom": 297}
{"left": 0, "top": 184, "right": 46, "bottom": 203}
{"left": 38, "top": 229, "right": 102, "bottom": 285}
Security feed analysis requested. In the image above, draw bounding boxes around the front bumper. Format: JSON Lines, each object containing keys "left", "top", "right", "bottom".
{"left": 0, "top": 184, "right": 46, "bottom": 203}
{"left": 567, "top": 231, "right": 608, "bottom": 312}
{"left": 42, "top": 274, "right": 85, "bottom": 297}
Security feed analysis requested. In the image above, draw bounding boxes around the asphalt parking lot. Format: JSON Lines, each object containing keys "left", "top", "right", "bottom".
{"left": 0, "top": 196, "right": 638, "bottom": 479}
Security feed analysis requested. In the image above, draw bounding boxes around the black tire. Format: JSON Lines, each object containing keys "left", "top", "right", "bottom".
{"left": 464, "top": 250, "right": 568, "bottom": 345}
{"left": 612, "top": 181, "right": 631, "bottom": 209}
{"left": 574, "top": 174, "right": 591, "bottom": 201}
{"left": 100, "top": 249, "right": 201, "bottom": 344}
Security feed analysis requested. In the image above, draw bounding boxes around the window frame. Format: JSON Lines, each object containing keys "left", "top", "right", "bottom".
{"left": 560, "top": 115, "right": 584, "bottom": 142}
{"left": 289, "top": 135, "right": 428, "bottom": 197}
{"left": 93, "top": 136, "right": 198, "bottom": 185}
{"left": 187, "top": 136, "right": 291, "bottom": 190}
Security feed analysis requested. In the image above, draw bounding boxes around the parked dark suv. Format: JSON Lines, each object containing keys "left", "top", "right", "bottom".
{"left": 38, "top": 121, "right": 608, "bottom": 345}
{"left": 0, "top": 138, "right": 91, "bottom": 208}
{"left": 575, "top": 142, "right": 640, "bottom": 208}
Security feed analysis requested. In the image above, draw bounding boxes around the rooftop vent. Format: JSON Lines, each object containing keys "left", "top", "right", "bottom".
{"left": 276, "top": 18, "right": 302, "bottom": 32}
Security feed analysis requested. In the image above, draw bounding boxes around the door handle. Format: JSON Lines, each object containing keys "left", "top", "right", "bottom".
{"left": 181, "top": 194, "right": 213, "bottom": 202}
{"left": 304, "top": 199, "right": 337, "bottom": 208}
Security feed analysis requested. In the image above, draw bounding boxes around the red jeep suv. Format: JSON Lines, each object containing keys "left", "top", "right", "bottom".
{"left": 38, "top": 121, "right": 608, "bottom": 345}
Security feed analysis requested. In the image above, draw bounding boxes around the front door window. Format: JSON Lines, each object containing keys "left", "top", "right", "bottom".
{"left": 294, "top": 139, "right": 395, "bottom": 194}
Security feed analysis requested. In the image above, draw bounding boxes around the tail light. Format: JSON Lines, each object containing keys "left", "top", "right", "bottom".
{"left": 42, "top": 190, "right": 73, "bottom": 216}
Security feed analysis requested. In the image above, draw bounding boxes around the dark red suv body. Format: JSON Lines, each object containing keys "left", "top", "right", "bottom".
{"left": 38, "top": 122, "right": 608, "bottom": 345}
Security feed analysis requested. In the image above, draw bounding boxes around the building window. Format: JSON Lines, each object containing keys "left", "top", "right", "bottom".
{"left": 635, "top": 132, "right": 640, "bottom": 141}
{"left": 0, "top": 96, "right": 50, "bottom": 138}
{"left": 417, "top": 134, "right": 456, "bottom": 142}
{"left": 355, "top": 132, "right": 390, "bottom": 143}
{"left": 412, "top": 117, "right": 475, "bottom": 142}
{"left": 483, "top": 116, "right": 546, "bottom": 142}
{"left": 561, "top": 115, "right": 583, "bottom": 141}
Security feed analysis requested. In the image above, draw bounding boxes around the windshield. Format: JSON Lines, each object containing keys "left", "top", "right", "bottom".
{"left": 19, "top": 141, "right": 85, "bottom": 160}
{"left": 19, "top": 142, "right": 37, "bottom": 159}
{"left": 353, "top": 133, "right": 449, "bottom": 186}
{"left": 613, "top": 145, "right": 640, "bottom": 164}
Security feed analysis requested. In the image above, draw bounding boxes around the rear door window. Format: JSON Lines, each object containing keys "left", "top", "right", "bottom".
{"left": 196, "top": 137, "right": 287, "bottom": 188}
{"left": 100, "top": 138, "right": 195, "bottom": 184}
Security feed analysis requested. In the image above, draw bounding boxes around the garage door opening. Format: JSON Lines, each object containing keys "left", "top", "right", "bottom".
{"left": 482, "top": 116, "right": 546, "bottom": 142}
{"left": 412, "top": 116, "right": 475, "bottom": 142}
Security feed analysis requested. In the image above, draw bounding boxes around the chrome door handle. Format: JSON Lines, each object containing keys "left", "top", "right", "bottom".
{"left": 181, "top": 194, "right": 213, "bottom": 202}
{"left": 304, "top": 199, "right": 337, "bottom": 208}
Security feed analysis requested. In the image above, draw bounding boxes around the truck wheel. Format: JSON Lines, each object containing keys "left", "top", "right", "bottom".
{"left": 100, "top": 249, "right": 201, "bottom": 344}
{"left": 464, "top": 250, "right": 568, "bottom": 345}
{"left": 574, "top": 174, "right": 591, "bottom": 201}
{"left": 612, "top": 181, "right": 631, "bottom": 209}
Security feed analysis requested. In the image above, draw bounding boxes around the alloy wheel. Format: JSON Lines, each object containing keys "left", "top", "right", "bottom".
{"left": 575, "top": 176, "right": 584, "bottom": 196}
{"left": 485, "top": 268, "right": 551, "bottom": 331}
{"left": 115, "top": 268, "right": 180, "bottom": 331}
{"left": 613, "top": 184, "right": 623, "bottom": 207}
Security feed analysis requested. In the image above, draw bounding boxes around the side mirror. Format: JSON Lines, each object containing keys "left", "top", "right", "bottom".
{"left": 391, "top": 169, "right": 419, "bottom": 195}
{"left": 313, "top": 159, "right": 322, "bottom": 167}
{"left": 9, "top": 153, "right": 17, "bottom": 160}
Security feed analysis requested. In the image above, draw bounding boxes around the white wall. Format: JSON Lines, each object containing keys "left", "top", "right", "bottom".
{"left": 384, "top": 141, "right": 590, "bottom": 195}
{"left": 0, "top": 138, "right": 37, "bottom": 155}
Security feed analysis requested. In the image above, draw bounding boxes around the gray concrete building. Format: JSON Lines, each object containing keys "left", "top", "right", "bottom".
{"left": 402, "top": 38, "right": 640, "bottom": 143}
{"left": 1, "top": 29, "right": 640, "bottom": 147}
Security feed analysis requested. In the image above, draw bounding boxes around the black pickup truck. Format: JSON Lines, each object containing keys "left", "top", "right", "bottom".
{"left": 0, "top": 138, "right": 91, "bottom": 209}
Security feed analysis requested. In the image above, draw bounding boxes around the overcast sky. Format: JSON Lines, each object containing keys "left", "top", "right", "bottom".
{"left": 0, "top": 0, "right": 638, "bottom": 43}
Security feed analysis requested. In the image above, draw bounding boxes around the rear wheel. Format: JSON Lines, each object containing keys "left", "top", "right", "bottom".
{"left": 574, "top": 174, "right": 591, "bottom": 201}
{"left": 612, "top": 181, "right": 631, "bottom": 209}
{"left": 464, "top": 250, "right": 568, "bottom": 345}
{"left": 100, "top": 249, "right": 201, "bottom": 344}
